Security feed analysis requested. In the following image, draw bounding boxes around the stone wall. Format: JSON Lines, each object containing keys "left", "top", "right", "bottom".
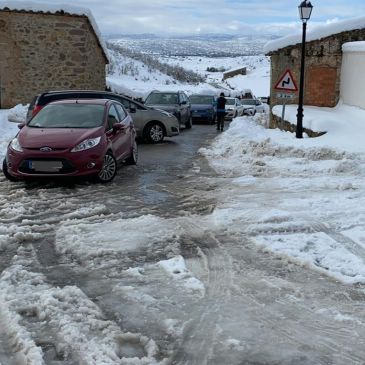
{"left": 268, "top": 28, "right": 365, "bottom": 121}
{"left": 0, "top": 10, "right": 108, "bottom": 108}
{"left": 270, "top": 113, "right": 326, "bottom": 138}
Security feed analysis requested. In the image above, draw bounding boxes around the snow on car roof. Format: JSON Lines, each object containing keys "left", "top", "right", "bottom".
{"left": 0, "top": 0, "right": 109, "bottom": 61}
{"left": 264, "top": 16, "right": 365, "bottom": 54}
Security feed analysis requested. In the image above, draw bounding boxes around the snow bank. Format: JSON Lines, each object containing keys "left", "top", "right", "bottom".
{"left": 201, "top": 116, "right": 365, "bottom": 284}
{"left": 0, "top": 109, "right": 19, "bottom": 162}
{"left": 272, "top": 102, "right": 365, "bottom": 154}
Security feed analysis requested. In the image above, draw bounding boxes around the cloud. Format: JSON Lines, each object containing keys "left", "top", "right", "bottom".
{"left": 8, "top": 0, "right": 365, "bottom": 36}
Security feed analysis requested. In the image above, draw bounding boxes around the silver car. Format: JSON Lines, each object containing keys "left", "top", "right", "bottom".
{"left": 240, "top": 98, "right": 266, "bottom": 116}
{"left": 119, "top": 97, "right": 180, "bottom": 143}
{"left": 225, "top": 97, "right": 243, "bottom": 119}
{"left": 144, "top": 91, "right": 192, "bottom": 129}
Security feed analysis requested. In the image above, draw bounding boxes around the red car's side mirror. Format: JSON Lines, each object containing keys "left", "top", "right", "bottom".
{"left": 112, "top": 123, "right": 125, "bottom": 133}
{"left": 18, "top": 123, "right": 25, "bottom": 130}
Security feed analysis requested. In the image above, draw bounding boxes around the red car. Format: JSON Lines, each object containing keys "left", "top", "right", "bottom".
{"left": 3, "top": 99, "right": 138, "bottom": 183}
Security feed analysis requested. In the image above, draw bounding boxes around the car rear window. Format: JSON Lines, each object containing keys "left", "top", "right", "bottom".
{"left": 242, "top": 99, "right": 256, "bottom": 105}
{"left": 145, "top": 93, "right": 178, "bottom": 105}
{"left": 28, "top": 104, "right": 105, "bottom": 128}
{"left": 189, "top": 95, "right": 214, "bottom": 104}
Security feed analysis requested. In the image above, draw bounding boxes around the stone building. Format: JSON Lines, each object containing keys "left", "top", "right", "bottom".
{"left": 222, "top": 67, "right": 247, "bottom": 81}
{"left": 0, "top": 4, "right": 109, "bottom": 108}
{"left": 264, "top": 17, "right": 365, "bottom": 127}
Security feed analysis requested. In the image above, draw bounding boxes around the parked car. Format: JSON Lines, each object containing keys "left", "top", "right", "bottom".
{"left": 3, "top": 99, "right": 137, "bottom": 183}
{"left": 225, "top": 97, "right": 243, "bottom": 119}
{"left": 258, "top": 96, "right": 269, "bottom": 104}
{"left": 240, "top": 98, "right": 266, "bottom": 116}
{"left": 26, "top": 90, "right": 180, "bottom": 144}
{"left": 189, "top": 94, "right": 216, "bottom": 124}
{"left": 144, "top": 91, "right": 192, "bottom": 129}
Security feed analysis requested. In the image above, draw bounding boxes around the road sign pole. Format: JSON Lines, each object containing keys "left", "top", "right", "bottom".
{"left": 281, "top": 101, "right": 286, "bottom": 129}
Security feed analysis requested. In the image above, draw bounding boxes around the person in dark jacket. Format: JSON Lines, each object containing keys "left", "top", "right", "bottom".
{"left": 216, "top": 92, "right": 227, "bottom": 131}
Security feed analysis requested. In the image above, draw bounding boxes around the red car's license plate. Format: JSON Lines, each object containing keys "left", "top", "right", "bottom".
{"left": 29, "top": 160, "right": 63, "bottom": 172}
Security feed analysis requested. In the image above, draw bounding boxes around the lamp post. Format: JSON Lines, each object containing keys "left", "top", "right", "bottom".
{"left": 296, "top": 0, "right": 313, "bottom": 138}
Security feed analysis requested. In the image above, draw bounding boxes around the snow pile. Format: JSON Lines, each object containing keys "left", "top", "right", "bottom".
{"left": 201, "top": 116, "right": 365, "bottom": 284}
{"left": 159, "top": 255, "right": 205, "bottom": 294}
{"left": 6, "top": 103, "right": 28, "bottom": 124}
{"left": 0, "top": 109, "right": 19, "bottom": 162}
{"left": 264, "top": 16, "right": 365, "bottom": 53}
{"left": 272, "top": 102, "right": 365, "bottom": 153}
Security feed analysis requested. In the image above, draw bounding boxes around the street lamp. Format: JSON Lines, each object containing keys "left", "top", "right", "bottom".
{"left": 296, "top": 0, "right": 313, "bottom": 138}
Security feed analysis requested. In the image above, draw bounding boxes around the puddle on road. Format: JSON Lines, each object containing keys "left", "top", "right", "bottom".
{"left": 116, "top": 336, "right": 146, "bottom": 359}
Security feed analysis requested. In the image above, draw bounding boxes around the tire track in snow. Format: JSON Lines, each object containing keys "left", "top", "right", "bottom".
{"left": 170, "top": 233, "right": 233, "bottom": 365}
{"left": 222, "top": 235, "right": 365, "bottom": 365}
{"left": 310, "top": 220, "right": 365, "bottom": 261}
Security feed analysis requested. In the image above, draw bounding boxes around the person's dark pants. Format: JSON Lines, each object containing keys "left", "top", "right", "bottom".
{"left": 217, "top": 112, "right": 225, "bottom": 131}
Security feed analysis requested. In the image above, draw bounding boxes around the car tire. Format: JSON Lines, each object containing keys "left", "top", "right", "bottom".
{"left": 253, "top": 110, "right": 257, "bottom": 116}
{"left": 234, "top": 111, "right": 238, "bottom": 118}
{"left": 144, "top": 122, "right": 164, "bottom": 143}
{"left": 185, "top": 115, "right": 192, "bottom": 129}
{"left": 97, "top": 152, "right": 117, "bottom": 183}
{"left": 2, "top": 159, "right": 18, "bottom": 182}
{"left": 126, "top": 139, "right": 138, "bottom": 165}
{"left": 210, "top": 114, "right": 216, "bottom": 125}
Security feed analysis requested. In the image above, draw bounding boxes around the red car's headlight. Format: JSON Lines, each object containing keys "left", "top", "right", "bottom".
{"left": 10, "top": 137, "right": 23, "bottom": 152}
{"left": 71, "top": 137, "right": 101, "bottom": 153}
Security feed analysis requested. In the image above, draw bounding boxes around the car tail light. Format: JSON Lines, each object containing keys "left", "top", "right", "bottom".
{"left": 32, "top": 105, "right": 43, "bottom": 117}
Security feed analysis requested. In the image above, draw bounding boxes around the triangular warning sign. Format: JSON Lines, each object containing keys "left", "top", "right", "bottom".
{"left": 274, "top": 69, "right": 298, "bottom": 92}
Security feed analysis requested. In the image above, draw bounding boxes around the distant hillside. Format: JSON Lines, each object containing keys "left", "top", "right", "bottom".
{"left": 107, "top": 42, "right": 204, "bottom": 84}
{"left": 106, "top": 34, "right": 277, "bottom": 57}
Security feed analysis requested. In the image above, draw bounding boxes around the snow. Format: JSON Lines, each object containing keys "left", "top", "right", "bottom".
{"left": 2, "top": 68, "right": 365, "bottom": 289}
{"left": 200, "top": 115, "right": 365, "bottom": 284}
{"left": 343, "top": 41, "right": 365, "bottom": 52}
{"left": 158, "top": 255, "right": 205, "bottom": 294}
{"left": 2, "top": 39, "right": 365, "bottom": 361}
{"left": 0, "top": 109, "right": 19, "bottom": 163}
{"left": 0, "top": 248, "right": 162, "bottom": 364}
{"left": 56, "top": 214, "right": 183, "bottom": 266}
{"left": 272, "top": 101, "right": 365, "bottom": 153}
{"left": 106, "top": 51, "right": 270, "bottom": 99}
{"left": 0, "top": 0, "right": 109, "bottom": 61}
{"left": 264, "top": 16, "right": 365, "bottom": 53}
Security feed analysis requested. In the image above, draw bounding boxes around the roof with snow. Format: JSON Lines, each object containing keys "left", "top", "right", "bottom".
{"left": 264, "top": 16, "right": 365, "bottom": 54}
{"left": 0, "top": 0, "right": 109, "bottom": 62}
{"left": 223, "top": 66, "right": 247, "bottom": 74}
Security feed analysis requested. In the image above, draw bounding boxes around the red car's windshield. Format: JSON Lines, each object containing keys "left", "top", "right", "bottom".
{"left": 28, "top": 104, "right": 105, "bottom": 129}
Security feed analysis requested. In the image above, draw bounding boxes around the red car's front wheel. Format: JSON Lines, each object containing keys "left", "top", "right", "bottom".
{"left": 2, "top": 159, "right": 19, "bottom": 182}
{"left": 97, "top": 153, "right": 117, "bottom": 183}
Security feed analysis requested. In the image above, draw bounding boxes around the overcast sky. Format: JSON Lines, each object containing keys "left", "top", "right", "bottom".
{"left": 9, "top": 0, "right": 365, "bottom": 36}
